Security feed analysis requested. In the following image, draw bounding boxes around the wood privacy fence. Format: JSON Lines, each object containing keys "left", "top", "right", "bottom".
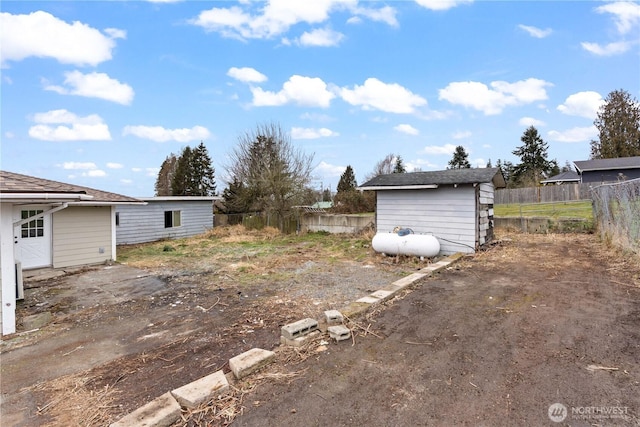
{"left": 495, "top": 183, "right": 593, "bottom": 204}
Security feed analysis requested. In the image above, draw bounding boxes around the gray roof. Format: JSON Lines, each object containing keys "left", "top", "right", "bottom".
{"left": 359, "top": 167, "right": 506, "bottom": 189}
{"left": 0, "top": 170, "right": 142, "bottom": 204}
{"left": 541, "top": 170, "right": 580, "bottom": 183}
{"left": 574, "top": 156, "right": 640, "bottom": 172}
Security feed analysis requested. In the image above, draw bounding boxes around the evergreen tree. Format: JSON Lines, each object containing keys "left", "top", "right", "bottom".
{"left": 155, "top": 154, "right": 177, "bottom": 196}
{"left": 171, "top": 146, "right": 194, "bottom": 195}
{"left": 337, "top": 165, "right": 357, "bottom": 193}
{"left": 188, "top": 141, "right": 216, "bottom": 196}
{"left": 486, "top": 158, "right": 492, "bottom": 168}
{"left": 511, "top": 126, "right": 555, "bottom": 186}
{"left": 393, "top": 156, "right": 407, "bottom": 173}
{"left": 322, "top": 188, "right": 332, "bottom": 202}
{"left": 496, "top": 159, "right": 516, "bottom": 187}
{"left": 589, "top": 89, "right": 640, "bottom": 159}
{"left": 448, "top": 145, "right": 471, "bottom": 169}
{"left": 222, "top": 178, "right": 249, "bottom": 213}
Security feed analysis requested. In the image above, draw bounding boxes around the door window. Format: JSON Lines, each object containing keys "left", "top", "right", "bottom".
{"left": 21, "top": 210, "right": 44, "bottom": 238}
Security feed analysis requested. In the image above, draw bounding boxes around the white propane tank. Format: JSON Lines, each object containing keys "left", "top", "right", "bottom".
{"left": 372, "top": 232, "right": 440, "bottom": 258}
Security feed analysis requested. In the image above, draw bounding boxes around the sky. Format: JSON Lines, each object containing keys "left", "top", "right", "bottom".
{"left": 1, "top": 0, "right": 639, "bottom": 197}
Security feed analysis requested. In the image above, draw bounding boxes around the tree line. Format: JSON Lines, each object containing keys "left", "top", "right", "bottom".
{"left": 154, "top": 89, "right": 640, "bottom": 223}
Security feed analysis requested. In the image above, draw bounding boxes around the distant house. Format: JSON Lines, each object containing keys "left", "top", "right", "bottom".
{"left": 358, "top": 168, "right": 506, "bottom": 255}
{"left": 116, "top": 196, "right": 220, "bottom": 245}
{"left": 541, "top": 171, "right": 580, "bottom": 185}
{"left": 574, "top": 156, "right": 640, "bottom": 184}
{"left": 0, "top": 170, "right": 143, "bottom": 335}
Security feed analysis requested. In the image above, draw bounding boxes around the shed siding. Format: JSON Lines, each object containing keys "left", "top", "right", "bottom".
{"left": 478, "top": 182, "right": 496, "bottom": 245}
{"left": 376, "top": 187, "right": 476, "bottom": 255}
{"left": 52, "top": 206, "right": 113, "bottom": 268}
{"left": 116, "top": 201, "right": 213, "bottom": 245}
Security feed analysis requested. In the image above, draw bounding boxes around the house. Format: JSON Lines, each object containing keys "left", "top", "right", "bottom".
{"left": 574, "top": 156, "right": 640, "bottom": 184}
{"left": 115, "top": 196, "right": 220, "bottom": 245}
{"left": 358, "top": 168, "right": 506, "bottom": 255}
{"left": 0, "top": 170, "right": 143, "bottom": 335}
{"left": 541, "top": 170, "right": 581, "bottom": 185}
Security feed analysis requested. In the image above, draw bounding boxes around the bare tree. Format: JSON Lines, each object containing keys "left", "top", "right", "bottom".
{"left": 365, "top": 153, "right": 400, "bottom": 181}
{"left": 225, "top": 122, "right": 314, "bottom": 230}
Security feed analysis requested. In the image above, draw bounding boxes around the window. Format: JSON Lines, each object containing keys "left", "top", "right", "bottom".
{"left": 21, "top": 210, "right": 44, "bottom": 238}
{"left": 164, "top": 210, "right": 181, "bottom": 228}
{"left": 115, "top": 212, "right": 120, "bottom": 227}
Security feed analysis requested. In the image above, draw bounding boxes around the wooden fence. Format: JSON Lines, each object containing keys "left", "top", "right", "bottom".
{"left": 495, "top": 183, "right": 593, "bottom": 204}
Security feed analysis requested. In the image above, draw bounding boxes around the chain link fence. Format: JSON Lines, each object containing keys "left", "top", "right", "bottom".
{"left": 591, "top": 178, "right": 640, "bottom": 255}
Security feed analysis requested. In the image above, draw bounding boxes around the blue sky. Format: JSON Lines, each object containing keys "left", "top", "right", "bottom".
{"left": 1, "top": 0, "right": 639, "bottom": 197}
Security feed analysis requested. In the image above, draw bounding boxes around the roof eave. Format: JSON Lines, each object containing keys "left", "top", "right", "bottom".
{"left": 358, "top": 184, "right": 439, "bottom": 191}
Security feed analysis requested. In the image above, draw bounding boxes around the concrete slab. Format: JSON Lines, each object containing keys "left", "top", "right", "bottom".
{"left": 109, "top": 392, "right": 181, "bottom": 427}
{"left": 171, "top": 370, "right": 229, "bottom": 409}
{"left": 229, "top": 348, "right": 276, "bottom": 379}
{"left": 355, "top": 296, "right": 380, "bottom": 304}
{"left": 369, "top": 290, "right": 393, "bottom": 300}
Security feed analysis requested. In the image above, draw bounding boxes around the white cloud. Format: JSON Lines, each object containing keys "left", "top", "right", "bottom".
{"left": 414, "top": 0, "right": 473, "bottom": 11}
{"left": 104, "top": 28, "right": 126, "bottom": 39}
{"left": 340, "top": 78, "right": 427, "bottom": 114}
{"left": 251, "top": 75, "right": 335, "bottom": 107}
{"left": 121, "top": 179, "right": 133, "bottom": 185}
{"left": 471, "top": 158, "right": 486, "bottom": 168}
{"left": 314, "top": 160, "right": 345, "bottom": 178}
{"left": 548, "top": 126, "right": 598, "bottom": 143}
{"left": 297, "top": 28, "right": 344, "bottom": 47}
{"left": 131, "top": 167, "right": 142, "bottom": 172}
{"left": 107, "top": 162, "right": 124, "bottom": 169}
{"left": 300, "top": 112, "right": 334, "bottom": 122}
{"left": 518, "top": 24, "right": 552, "bottom": 38}
{"left": 422, "top": 143, "right": 457, "bottom": 155}
{"left": 581, "top": 41, "right": 631, "bottom": 56}
{"left": 44, "top": 71, "right": 134, "bottom": 105}
{"left": 438, "top": 78, "right": 552, "bottom": 115}
{"left": 29, "top": 109, "right": 111, "bottom": 141}
{"left": 557, "top": 91, "right": 604, "bottom": 119}
{"left": 123, "top": 125, "right": 211, "bottom": 142}
{"left": 189, "top": 1, "right": 395, "bottom": 41}
{"left": 146, "top": 167, "right": 159, "bottom": 177}
{"left": 83, "top": 170, "right": 107, "bottom": 177}
{"left": 62, "top": 161, "right": 97, "bottom": 170}
{"left": 519, "top": 117, "right": 546, "bottom": 127}
{"left": 227, "top": 66, "right": 268, "bottom": 83}
{"left": 0, "top": 11, "right": 122, "bottom": 67}
{"left": 394, "top": 124, "right": 419, "bottom": 135}
{"left": 291, "top": 127, "right": 339, "bottom": 139}
{"left": 452, "top": 130, "right": 471, "bottom": 139}
{"left": 595, "top": 1, "right": 640, "bottom": 35}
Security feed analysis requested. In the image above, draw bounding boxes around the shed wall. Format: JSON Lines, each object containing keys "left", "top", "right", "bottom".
{"left": 116, "top": 201, "right": 213, "bottom": 245}
{"left": 376, "top": 186, "right": 476, "bottom": 255}
{"left": 52, "top": 206, "right": 113, "bottom": 268}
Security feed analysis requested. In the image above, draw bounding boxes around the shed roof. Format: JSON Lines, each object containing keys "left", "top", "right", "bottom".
{"left": 574, "top": 156, "right": 640, "bottom": 172}
{"left": 0, "top": 170, "right": 142, "bottom": 204}
{"left": 359, "top": 167, "right": 506, "bottom": 190}
{"left": 540, "top": 170, "right": 580, "bottom": 184}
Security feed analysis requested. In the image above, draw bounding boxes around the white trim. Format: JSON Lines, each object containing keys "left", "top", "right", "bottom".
{"left": 0, "top": 193, "right": 92, "bottom": 202}
{"left": 359, "top": 184, "right": 439, "bottom": 191}
{"left": 111, "top": 205, "right": 117, "bottom": 262}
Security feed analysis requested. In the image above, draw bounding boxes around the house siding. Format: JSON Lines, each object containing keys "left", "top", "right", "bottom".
{"left": 52, "top": 206, "right": 113, "bottom": 268}
{"left": 478, "top": 182, "right": 495, "bottom": 246}
{"left": 376, "top": 187, "right": 477, "bottom": 255}
{"left": 581, "top": 168, "right": 640, "bottom": 184}
{"left": 116, "top": 200, "right": 213, "bottom": 245}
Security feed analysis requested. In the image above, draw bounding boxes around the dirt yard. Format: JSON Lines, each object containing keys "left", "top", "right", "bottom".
{"left": 1, "top": 228, "right": 639, "bottom": 426}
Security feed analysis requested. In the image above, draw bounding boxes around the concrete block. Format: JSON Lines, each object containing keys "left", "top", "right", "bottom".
{"left": 356, "top": 296, "right": 380, "bottom": 304}
{"left": 324, "top": 310, "right": 343, "bottom": 325}
{"left": 328, "top": 325, "right": 351, "bottom": 342}
{"left": 370, "top": 290, "right": 393, "bottom": 300}
{"left": 281, "top": 318, "right": 318, "bottom": 340}
{"left": 171, "top": 370, "right": 229, "bottom": 409}
{"left": 280, "top": 330, "right": 320, "bottom": 347}
{"left": 110, "top": 392, "right": 181, "bottom": 427}
{"left": 229, "top": 348, "right": 275, "bottom": 379}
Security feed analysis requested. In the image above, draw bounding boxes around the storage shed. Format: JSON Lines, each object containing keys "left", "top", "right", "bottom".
{"left": 358, "top": 168, "right": 506, "bottom": 255}
{"left": 574, "top": 156, "right": 640, "bottom": 183}
{"left": 116, "top": 196, "right": 220, "bottom": 245}
{"left": 0, "top": 170, "right": 143, "bottom": 335}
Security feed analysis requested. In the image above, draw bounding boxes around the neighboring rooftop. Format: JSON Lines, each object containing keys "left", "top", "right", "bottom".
{"left": 574, "top": 156, "right": 640, "bottom": 172}
{"left": 0, "top": 170, "right": 142, "bottom": 204}
{"left": 359, "top": 167, "right": 506, "bottom": 190}
{"left": 541, "top": 170, "right": 580, "bottom": 184}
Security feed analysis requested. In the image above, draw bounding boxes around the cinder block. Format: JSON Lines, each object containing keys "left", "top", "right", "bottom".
{"left": 324, "top": 310, "right": 343, "bottom": 325}
{"left": 229, "top": 348, "right": 275, "bottom": 379}
{"left": 171, "top": 370, "right": 229, "bottom": 409}
{"left": 328, "top": 325, "right": 351, "bottom": 342}
{"left": 109, "top": 392, "right": 181, "bottom": 427}
{"left": 281, "top": 318, "right": 318, "bottom": 340}
{"left": 280, "top": 330, "right": 320, "bottom": 347}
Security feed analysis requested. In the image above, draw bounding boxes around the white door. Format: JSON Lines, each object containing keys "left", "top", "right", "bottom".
{"left": 13, "top": 206, "right": 52, "bottom": 269}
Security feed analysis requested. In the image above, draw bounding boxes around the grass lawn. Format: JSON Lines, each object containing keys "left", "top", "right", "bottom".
{"left": 494, "top": 200, "right": 593, "bottom": 220}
